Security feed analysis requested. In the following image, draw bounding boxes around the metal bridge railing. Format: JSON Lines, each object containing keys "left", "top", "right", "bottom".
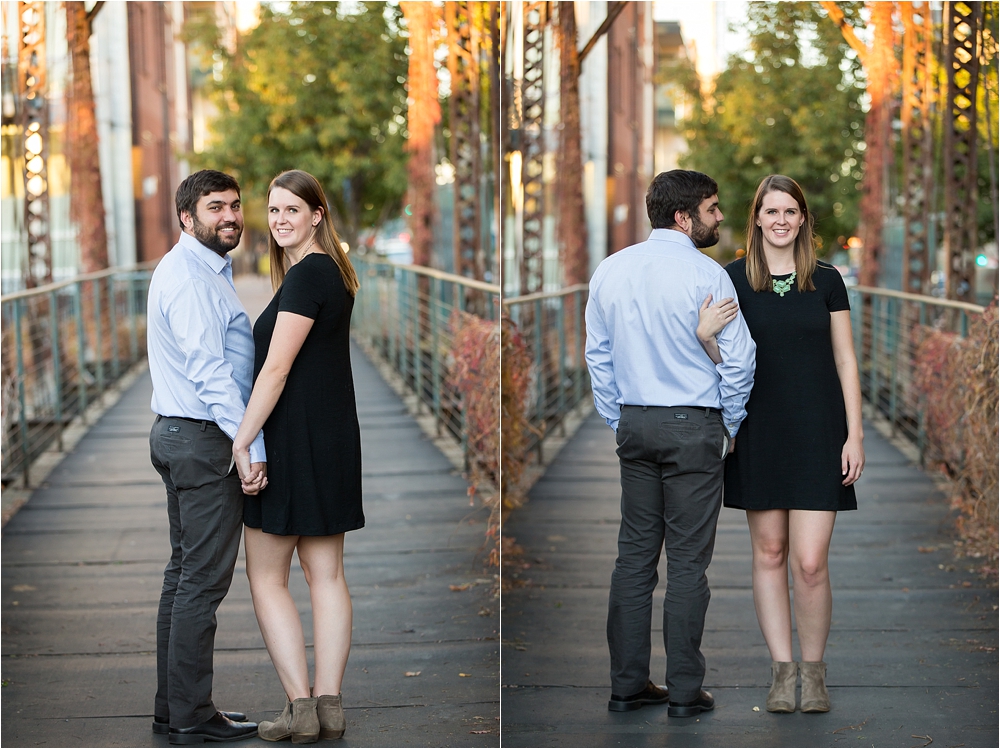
{"left": 351, "top": 257, "right": 501, "bottom": 450}
{"left": 1, "top": 264, "right": 156, "bottom": 486}
{"left": 848, "top": 285, "right": 987, "bottom": 456}
{"left": 502, "top": 284, "right": 591, "bottom": 458}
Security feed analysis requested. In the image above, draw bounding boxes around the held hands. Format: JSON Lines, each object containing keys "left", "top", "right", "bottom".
{"left": 697, "top": 294, "right": 739, "bottom": 343}
{"left": 234, "top": 444, "right": 268, "bottom": 495}
{"left": 841, "top": 435, "right": 865, "bottom": 486}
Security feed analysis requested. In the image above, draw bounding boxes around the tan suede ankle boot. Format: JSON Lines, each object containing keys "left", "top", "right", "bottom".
{"left": 258, "top": 697, "right": 320, "bottom": 743}
{"left": 766, "top": 661, "right": 797, "bottom": 713}
{"left": 317, "top": 694, "right": 346, "bottom": 739}
{"left": 799, "top": 661, "right": 831, "bottom": 713}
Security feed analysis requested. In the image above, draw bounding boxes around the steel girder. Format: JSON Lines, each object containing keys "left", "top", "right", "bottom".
{"left": 18, "top": 1, "right": 51, "bottom": 288}
{"left": 942, "top": 0, "right": 982, "bottom": 301}
{"left": 447, "top": 2, "right": 483, "bottom": 281}
{"left": 519, "top": 1, "right": 547, "bottom": 295}
{"left": 901, "top": 2, "right": 936, "bottom": 295}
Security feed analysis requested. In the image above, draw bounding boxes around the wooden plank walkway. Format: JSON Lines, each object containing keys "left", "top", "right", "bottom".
{"left": 1, "top": 274, "right": 499, "bottom": 747}
{"left": 502, "top": 412, "right": 998, "bottom": 747}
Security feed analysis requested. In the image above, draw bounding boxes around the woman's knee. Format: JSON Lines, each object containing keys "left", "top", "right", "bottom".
{"left": 792, "top": 556, "right": 829, "bottom": 587}
{"left": 753, "top": 539, "right": 788, "bottom": 570}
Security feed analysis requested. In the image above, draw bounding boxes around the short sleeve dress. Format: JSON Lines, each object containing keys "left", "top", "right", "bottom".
{"left": 243, "top": 253, "right": 365, "bottom": 536}
{"left": 723, "top": 258, "right": 857, "bottom": 512}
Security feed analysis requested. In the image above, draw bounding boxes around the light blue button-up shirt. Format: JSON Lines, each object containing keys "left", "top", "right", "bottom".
{"left": 147, "top": 231, "right": 266, "bottom": 462}
{"left": 585, "top": 229, "right": 756, "bottom": 436}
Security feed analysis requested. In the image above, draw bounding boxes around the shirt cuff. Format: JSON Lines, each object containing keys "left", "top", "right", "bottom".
{"left": 608, "top": 418, "right": 619, "bottom": 432}
{"left": 249, "top": 431, "right": 266, "bottom": 463}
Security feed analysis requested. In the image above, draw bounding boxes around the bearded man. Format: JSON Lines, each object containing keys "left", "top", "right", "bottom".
{"left": 146, "top": 169, "right": 265, "bottom": 744}
{"left": 585, "top": 169, "right": 756, "bottom": 718}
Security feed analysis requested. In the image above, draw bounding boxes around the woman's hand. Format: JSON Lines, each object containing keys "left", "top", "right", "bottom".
{"left": 234, "top": 444, "right": 267, "bottom": 495}
{"left": 841, "top": 434, "right": 865, "bottom": 486}
{"left": 697, "top": 294, "right": 738, "bottom": 343}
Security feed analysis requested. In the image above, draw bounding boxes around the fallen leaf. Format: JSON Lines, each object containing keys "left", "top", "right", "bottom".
{"left": 12, "top": 585, "right": 35, "bottom": 592}
{"left": 470, "top": 730, "right": 491, "bottom": 734}
{"left": 459, "top": 673, "right": 471, "bottom": 677}
{"left": 752, "top": 706, "right": 760, "bottom": 712}
{"left": 450, "top": 583, "right": 473, "bottom": 592}
{"left": 918, "top": 546, "right": 938, "bottom": 553}
{"left": 404, "top": 671, "right": 421, "bottom": 677}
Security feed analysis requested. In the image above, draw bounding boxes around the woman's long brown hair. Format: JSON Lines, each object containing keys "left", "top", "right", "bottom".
{"left": 266, "top": 170, "right": 360, "bottom": 296}
{"left": 744, "top": 174, "right": 817, "bottom": 293}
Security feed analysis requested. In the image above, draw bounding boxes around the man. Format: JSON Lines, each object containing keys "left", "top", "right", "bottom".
{"left": 147, "top": 169, "right": 266, "bottom": 744}
{"left": 585, "top": 170, "right": 756, "bottom": 718}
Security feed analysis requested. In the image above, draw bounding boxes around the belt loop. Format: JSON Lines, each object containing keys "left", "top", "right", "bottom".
{"left": 200, "top": 420, "right": 208, "bottom": 432}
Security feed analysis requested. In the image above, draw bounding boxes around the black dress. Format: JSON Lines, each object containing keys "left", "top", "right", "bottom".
{"left": 723, "top": 258, "right": 857, "bottom": 512}
{"left": 244, "top": 253, "right": 365, "bottom": 535}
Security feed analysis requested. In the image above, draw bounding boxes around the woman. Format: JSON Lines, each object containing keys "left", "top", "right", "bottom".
{"left": 697, "top": 174, "right": 863, "bottom": 714}
{"left": 233, "top": 169, "right": 364, "bottom": 743}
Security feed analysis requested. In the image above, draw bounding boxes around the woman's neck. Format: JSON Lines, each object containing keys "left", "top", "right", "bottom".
{"left": 288, "top": 236, "right": 317, "bottom": 265}
{"left": 763, "top": 244, "right": 796, "bottom": 275}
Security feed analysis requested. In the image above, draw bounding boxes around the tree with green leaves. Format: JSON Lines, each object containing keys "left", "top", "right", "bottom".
{"left": 186, "top": 2, "right": 408, "bottom": 248}
{"left": 680, "top": 2, "right": 866, "bottom": 258}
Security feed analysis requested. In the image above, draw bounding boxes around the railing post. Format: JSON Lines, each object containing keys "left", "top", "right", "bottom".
{"left": 432, "top": 276, "right": 442, "bottom": 435}
{"left": 574, "top": 289, "right": 583, "bottom": 408}
{"left": 107, "top": 275, "right": 120, "bottom": 381}
{"left": 557, "top": 298, "right": 566, "bottom": 436}
{"left": 13, "top": 298, "right": 31, "bottom": 486}
{"left": 888, "top": 297, "right": 898, "bottom": 435}
{"left": 534, "top": 297, "right": 544, "bottom": 463}
{"left": 127, "top": 274, "right": 139, "bottom": 364}
{"left": 74, "top": 283, "right": 88, "bottom": 422}
{"left": 413, "top": 272, "right": 423, "bottom": 411}
{"left": 93, "top": 280, "right": 104, "bottom": 396}
{"left": 870, "top": 295, "right": 881, "bottom": 419}
{"left": 50, "top": 290, "right": 63, "bottom": 451}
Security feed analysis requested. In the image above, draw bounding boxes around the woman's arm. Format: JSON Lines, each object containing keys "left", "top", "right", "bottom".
{"left": 697, "top": 294, "right": 738, "bottom": 365}
{"left": 830, "top": 310, "right": 864, "bottom": 485}
{"left": 233, "top": 311, "right": 315, "bottom": 486}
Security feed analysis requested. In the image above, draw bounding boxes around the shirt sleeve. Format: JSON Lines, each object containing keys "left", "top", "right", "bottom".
{"left": 162, "top": 278, "right": 263, "bottom": 459}
{"left": 823, "top": 265, "right": 851, "bottom": 312}
{"left": 585, "top": 283, "right": 622, "bottom": 432}
{"left": 713, "top": 269, "right": 756, "bottom": 437}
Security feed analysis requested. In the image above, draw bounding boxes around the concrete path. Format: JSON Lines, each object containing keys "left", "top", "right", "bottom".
{"left": 1, "top": 275, "right": 500, "bottom": 747}
{"left": 501, "top": 413, "right": 998, "bottom": 748}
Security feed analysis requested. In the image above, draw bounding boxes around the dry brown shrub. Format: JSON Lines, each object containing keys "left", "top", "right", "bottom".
{"left": 913, "top": 301, "right": 999, "bottom": 580}
{"left": 447, "top": 311, "right": 501, "bottom": 566}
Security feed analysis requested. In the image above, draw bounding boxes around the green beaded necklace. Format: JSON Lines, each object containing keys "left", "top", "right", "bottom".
{"left": 772, "top": 271, "right": 796, "bottom": 297}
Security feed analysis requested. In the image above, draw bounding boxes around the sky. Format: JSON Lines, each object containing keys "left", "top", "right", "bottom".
{"left": 653, "top": 1, "right": 750, "bottom": 81}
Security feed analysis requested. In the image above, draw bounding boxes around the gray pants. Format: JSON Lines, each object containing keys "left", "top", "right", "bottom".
{"left": 608, "top": 405, "right": 727, "bottom": 703}
{"left": 149, "top": 416, "right": 244, "bottom": 729}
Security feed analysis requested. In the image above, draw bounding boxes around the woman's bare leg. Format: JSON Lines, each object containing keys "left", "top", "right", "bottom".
{"left": 788, "top": 510, "right": 837, "bottom": 662}
{"left": 297, "top": 534, "right": 352, "bottom": 696}
{"left": 245, "top": 527, "right": 311, "bottom": 700}
{"left": 746, "top": 509, "right": 793, "bottom": 662}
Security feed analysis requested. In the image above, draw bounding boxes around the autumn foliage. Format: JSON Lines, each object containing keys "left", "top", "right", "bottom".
{"left": 446, "top": 311, "right": 534, "bottom": 569}
{"left": 913, "top": 302, "right": 999, "bottom": 579}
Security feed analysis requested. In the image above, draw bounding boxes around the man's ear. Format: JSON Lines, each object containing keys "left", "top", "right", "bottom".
{"left": 673, "top": 210, "right": 690, "bottom": 231}
{"left": 180, "top": 210, "right": 193, "bottom": 230}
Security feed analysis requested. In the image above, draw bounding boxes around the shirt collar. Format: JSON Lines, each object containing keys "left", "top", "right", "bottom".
{"left": 178, "top": 231, "right": 231, "bottom": 275}
{"left": 648, "top": 228, "right": 696, "bottom": 248}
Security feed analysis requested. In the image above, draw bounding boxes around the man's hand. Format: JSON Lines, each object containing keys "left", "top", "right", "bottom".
{"left": 241, "top": 462, "right": 268, "bottom": 495}
{"left": 728, "top": 434, "right": 736, "bottom": 454}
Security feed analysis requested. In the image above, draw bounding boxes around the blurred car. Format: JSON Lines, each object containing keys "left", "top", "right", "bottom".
{"left": 373, "top": 217, "right": 413, "bottom": 265}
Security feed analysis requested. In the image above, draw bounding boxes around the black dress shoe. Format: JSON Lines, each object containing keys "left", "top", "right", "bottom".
{"left": 608, "top": 680, "right": 670, "bottom": 711}
{"left": 153, "top": 712, "right": 248, "bottom": 735}
{"left": 168, "top": 711, "right": 258, "bottom": 744}
{"left": 668, "top": 689, "right": 715, "bottom": 717}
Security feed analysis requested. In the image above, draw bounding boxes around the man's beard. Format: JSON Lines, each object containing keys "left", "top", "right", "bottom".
{"left": 690, "top": 213, "right": 720, "bottom": 249}
{"left": 191, "top": 215, "right": 242, "bottom": 254}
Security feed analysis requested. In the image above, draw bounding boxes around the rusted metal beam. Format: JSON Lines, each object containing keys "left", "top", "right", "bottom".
{"left": 18, "top": 1, "right": 51, "bottom": 288}
{"left": 519, "top": 1, "right": 546, "bottom": 294}
{"left": 447, "top": 1, "right": 484, "bottom": 281}
{"left": 900, "top": 1, "right": 936, "bottom": 295}
{"left": 942, "top": 0, "right": 982, "bottom": 302}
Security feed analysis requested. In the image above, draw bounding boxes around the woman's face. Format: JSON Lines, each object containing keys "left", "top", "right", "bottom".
{"left": 268, "top": 186, "right": 322, "bottom": 249}
{"left": 756, "top": 190, "right": 805, "bottom": 252}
